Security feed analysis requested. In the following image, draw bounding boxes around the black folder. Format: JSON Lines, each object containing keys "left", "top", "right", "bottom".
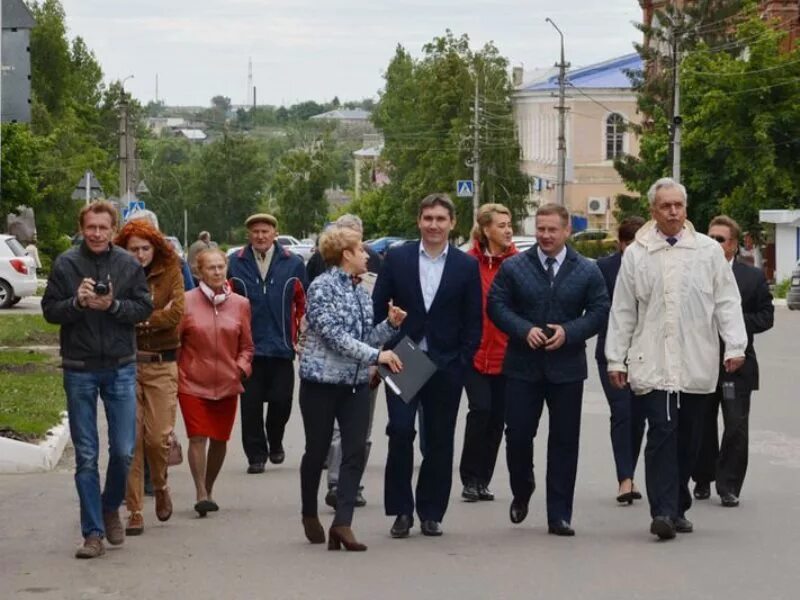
{"left": 378, "top": 336, "right": 438, "bottom": 403}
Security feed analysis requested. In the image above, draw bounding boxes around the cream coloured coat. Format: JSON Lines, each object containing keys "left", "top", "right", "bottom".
{"left": 605, "top": 219, "right": 747, "bottom": 396}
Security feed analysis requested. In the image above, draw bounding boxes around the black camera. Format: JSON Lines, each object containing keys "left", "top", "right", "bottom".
{"left": 93, "top": 280, "right": 110, "bottom": 296}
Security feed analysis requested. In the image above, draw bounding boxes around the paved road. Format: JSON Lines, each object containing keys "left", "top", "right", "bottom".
{"left": 0, "top": 296, "right": 43, "bottom": 315}
{"left": 1, "top": 308, "right": 799, "bottom": 600}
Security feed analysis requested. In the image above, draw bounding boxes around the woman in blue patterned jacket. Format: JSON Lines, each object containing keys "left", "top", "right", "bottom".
{"left": 298, "top": 225, "right": 405, "bottom": 552}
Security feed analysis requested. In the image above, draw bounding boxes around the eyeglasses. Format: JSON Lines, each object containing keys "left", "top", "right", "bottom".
{"left": 710, "top": 235, "right": 727, "bottom": 244}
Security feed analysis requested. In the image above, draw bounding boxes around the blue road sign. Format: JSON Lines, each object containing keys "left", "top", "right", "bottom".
{"left": 456, "top": 180, "right": 474, "bottom": 198}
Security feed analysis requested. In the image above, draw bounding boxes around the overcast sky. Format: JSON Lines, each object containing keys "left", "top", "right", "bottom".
{"left": 59, "top": 0, "right": 643, "bottom": 107}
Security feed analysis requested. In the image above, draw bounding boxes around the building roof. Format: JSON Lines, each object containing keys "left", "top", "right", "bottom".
{"left": 521, "top": 53, "right": 642, "bottom": 92}
{"left": 176, "top": 128, "right": 207, "bottom": 141}
{"left": 353, "top": 144, "right": 383, "bottom": 159}
{"left": 310, "top": 108, "right": 371, "bottom": 121}
{"left": 2, "top": 0, "right": 36, "bottom": 29}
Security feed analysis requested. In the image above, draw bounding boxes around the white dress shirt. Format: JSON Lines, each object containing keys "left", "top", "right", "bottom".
{"left": 537, "top": 245, "right": 567, "bottom": 278}
{"left": 418, "top": 243, "right": 448, "bottom": 350}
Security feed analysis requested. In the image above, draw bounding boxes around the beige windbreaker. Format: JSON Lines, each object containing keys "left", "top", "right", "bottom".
{"left": 605, "top": 219, "right": 747, "bottom": 396}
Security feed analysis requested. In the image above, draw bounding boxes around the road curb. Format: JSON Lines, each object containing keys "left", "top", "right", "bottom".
{"left": 0, "top": 412, "right": 70, "bottom": 473}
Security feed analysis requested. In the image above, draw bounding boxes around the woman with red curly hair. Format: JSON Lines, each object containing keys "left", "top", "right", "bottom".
{"left": 114, "top": 220, "right": 185, "bottom": 536}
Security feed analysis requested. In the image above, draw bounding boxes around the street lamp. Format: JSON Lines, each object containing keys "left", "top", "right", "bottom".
{"left": 545, "top": 18, "right": 569, "bottom": 207}
{"left": 120, "top": 74, "right": 134, "bottom": 99}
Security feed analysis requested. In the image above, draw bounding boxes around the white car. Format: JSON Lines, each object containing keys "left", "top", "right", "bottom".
{"left": 0, "top": 234, "right": 38, "bottom": 308}
{"left": 227, "top": 235, "right": 314, "bottom": 263}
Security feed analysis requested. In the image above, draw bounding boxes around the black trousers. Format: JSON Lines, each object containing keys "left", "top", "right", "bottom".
{"left": 384, "top": 369, "right": 463, "bottom": 522}
{"left": 299, "top": 380, "right": 370, "bottom": 527}
{"left": 505, "top": 377, "right": 584, "bottom": 525}
{"left": 640, "top": 390, "right": 708, "bottom": 519}
{"left": 459, "top": 369, "right": 506, "bottom": 487}
{"left": 240, "top": 356, "right": 294, "bottom": 464}
{"left": 598, "top": 361, "right": 646, "bottom": 482}
{"left": 693, "top": 384, "right": 751, "bottom": 497}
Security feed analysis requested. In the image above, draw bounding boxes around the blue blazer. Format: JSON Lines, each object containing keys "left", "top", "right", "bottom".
{"left": 373, "top": 241, "right": 482, "bottom": 374}
{"left": 594, "top": 251, "right": 622, "bottom": 363}
{"left": 487, "top": 245, "right": 609, "bottom": 384}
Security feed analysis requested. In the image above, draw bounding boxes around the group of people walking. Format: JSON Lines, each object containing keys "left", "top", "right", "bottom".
{"left": 43, "top": 175, "right": 772, "bottom": 559}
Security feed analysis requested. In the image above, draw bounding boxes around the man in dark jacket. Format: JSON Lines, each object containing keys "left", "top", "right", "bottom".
{"left": 373, "top": 193, "right": 482, "bottom": 538}
{"left": 488, "top": 203, "right": 609, "bottom": 536}
{"left": 42, "top": 201, "right": 153, "bottom": 559}
{"left": 693, "top": 215, "right": 774, "bottom": 507}
{"left": 228, "top": 213, "right": 308, "bottom": 473}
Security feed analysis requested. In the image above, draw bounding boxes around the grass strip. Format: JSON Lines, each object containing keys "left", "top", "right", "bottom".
{"left": 0, "top": 350, "right": 65, "bottom": 440}
{"left": 0, "top": 315, "right": 59, "bottom": 347}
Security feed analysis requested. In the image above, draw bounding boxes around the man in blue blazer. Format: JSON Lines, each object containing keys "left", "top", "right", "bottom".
{"left": 488, "top": 203, "right": 609, "bottom": 536}
{"left": 373, "top": 193, "right": 482, "bottom": 538}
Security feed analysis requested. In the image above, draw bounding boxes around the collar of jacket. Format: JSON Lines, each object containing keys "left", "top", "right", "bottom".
{"left": 635, "top": 219, "right": 699, "bottom": 254}
{"left": 468, "top": 239, "right": 518, "bottom": 265}
{"left": 79, "top": 240, "right": 113, "bottom": 258}
{"left": 237, "top": 241, "right": 290, "bottom": 263}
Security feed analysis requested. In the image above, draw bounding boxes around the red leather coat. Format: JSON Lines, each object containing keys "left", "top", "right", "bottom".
{"left": 178, "top": 288, "right": 254, "bottom": 400}
{"left": 468, "top": 239, "right": 518, "bottom": 374}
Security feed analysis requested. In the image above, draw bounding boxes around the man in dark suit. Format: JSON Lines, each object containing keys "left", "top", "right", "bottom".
{"left": 373, "top": 193, "right": 482, "bottom": 538}
{"left": 595, "top": 216, "right": 646, "bottom": 504}
{"left": 487, "top": 203, "right": 609, "bottom": 536}
{"left": 693, "top": 215, "right": 774, "bottom": 507}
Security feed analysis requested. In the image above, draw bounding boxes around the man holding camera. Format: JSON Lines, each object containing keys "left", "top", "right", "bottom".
{"left": 42, "top": 201, "right": 153, "bottom": 559}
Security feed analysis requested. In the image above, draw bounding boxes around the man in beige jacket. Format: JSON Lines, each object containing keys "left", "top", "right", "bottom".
{"left": 605, "top": 177, "right": 747, "bottom": 541}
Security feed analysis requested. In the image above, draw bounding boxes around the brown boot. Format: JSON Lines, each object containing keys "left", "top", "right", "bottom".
{"left": 154, "top": 487, "right": 173, "bottom": 522}
{"left": 125, "top": 512, "right": 144, "bottom": 536}
{"left": 328, "top": 526, "right": 367, "bottom": 551}
{"left": 302, "top": 516, "right": 326, "bottom": 544}
{"left": 75, "top": 534, "right": 105, "bottom": 559}
{"left": 103, "top": 510, "right": 124, "bottom": 546}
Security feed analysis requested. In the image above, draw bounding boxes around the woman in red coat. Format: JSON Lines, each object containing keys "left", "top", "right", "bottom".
{"left": 178, "top": 248, "right": 254, "bottom": 517}
{"left": 459, "top": 204, "right": 518, "bottom": 502}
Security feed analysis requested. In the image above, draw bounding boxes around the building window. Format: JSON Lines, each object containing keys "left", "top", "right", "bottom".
{"left": 606, "top": 113, "right": 625, "bottom": 160}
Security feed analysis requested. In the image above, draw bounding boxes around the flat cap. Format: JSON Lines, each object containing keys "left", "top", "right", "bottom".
{"left": 245, "top": 213, "right": 278, "bottom": 228}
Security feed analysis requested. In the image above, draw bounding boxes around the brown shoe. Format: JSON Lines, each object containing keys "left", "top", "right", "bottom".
{"left": 103, "top": 510, "right": 124, "bottom": 546}
{"left": 126, "top": 512, "right": 144, "bottom": 536}
{"left": 75, "top": 534, "right": 105, "bottom": 559}
{"left": 154, "top": 487, "right": 173, "bottom": 522}
{"left": 302, "top": 516, "right": 326, "bottom": 544}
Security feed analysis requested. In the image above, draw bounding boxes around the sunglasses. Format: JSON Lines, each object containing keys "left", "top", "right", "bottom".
{"left": 710, "top": 235, "right": 728, "bottom": 243}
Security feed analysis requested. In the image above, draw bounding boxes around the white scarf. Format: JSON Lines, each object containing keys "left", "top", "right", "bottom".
{"left": 199, "top": 281, "right": 231, "bottom": 306}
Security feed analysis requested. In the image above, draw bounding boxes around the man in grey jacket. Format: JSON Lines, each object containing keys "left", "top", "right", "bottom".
{"left": 42, "top": 201, "right": 153, "bottom": 559}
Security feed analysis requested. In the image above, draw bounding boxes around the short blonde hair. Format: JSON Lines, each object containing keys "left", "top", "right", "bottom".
{"left": 471, "top": 203, "right": 512, "bottom": 245}
{"left": 318, "top": 225, "right": 361, "bottom": 266}
{"left": 196, "top": 247, "right": 228, "bottom": 270}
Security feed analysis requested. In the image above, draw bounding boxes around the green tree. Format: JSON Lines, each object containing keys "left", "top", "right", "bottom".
{"left": 272, "top": 143, "right": 334, "bottom": 237}
{"left": 372, "top": 32, "right": 530, "bottom": 238}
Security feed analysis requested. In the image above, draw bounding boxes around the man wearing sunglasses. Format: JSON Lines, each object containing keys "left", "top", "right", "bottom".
{"left": 692, "top": 216, "right": 774, "bottom": 507}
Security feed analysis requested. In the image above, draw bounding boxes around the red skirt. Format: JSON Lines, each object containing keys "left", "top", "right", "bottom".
{"left": 178, "top": 393, "right": 238, "bottom": 442}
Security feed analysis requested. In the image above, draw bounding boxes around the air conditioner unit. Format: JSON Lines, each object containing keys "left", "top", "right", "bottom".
{"left": 587, "top": 197, "right": 608, "bottom": 215}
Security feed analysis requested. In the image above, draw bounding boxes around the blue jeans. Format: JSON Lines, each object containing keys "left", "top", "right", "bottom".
{"left": 64, "top": 363, "right": 137, "bottom": 539}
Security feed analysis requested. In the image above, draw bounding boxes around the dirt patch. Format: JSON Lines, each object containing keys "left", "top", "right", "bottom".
{"left": 0, "top": 427, "right": 38, "bottom": 443}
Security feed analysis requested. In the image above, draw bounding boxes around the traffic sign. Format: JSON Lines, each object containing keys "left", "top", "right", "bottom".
{"left": 456, "top": 179, "right": 474, "bottom": 198}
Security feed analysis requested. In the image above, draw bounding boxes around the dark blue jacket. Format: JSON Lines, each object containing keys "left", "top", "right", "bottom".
{"left": 594, "top": 251, "right": 622, "bottom": 363}
{"left": 227, "top": 242, "right": 307, "bottom": 359}
{"left": 487, "top": 245, "right": 609, "bottom": 384}
{"left": 373, "top": 241, "right": 482, "bottom": 374}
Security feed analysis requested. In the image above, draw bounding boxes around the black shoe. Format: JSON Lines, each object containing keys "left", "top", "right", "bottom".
{"left": 354, "top": 489, "right": 367, "bottom": 508}
{"left": 461, "top": 483, "right": 480, "bottom": 502}
{"left": 390, "top": 515, "right": 413, "bottom": 539}
{"left": 269, "top": 450, "right": 285, "bottom": 465}
{"left": 247, "top": 462, "right": 265, "bottom": 474}
{"left": 509, "top": 498, "right": 529, "bottom": 524}
{"left": 720, "top": 493, "right": 739, "bottom": 507}
{"left": 420, "top": 520, "right": 443, "bottom": 537}
{"left": 548, "top": 520, "right": 575, "bottom": 537}
{"left": 693, "top": 481, "right": 710, "bottom": 500}
{"left": 616, "top": 491, "right": 636, "bottom": 505}
{"left": 325, "top": 487, "right": 338, "bottom": 509}
{"left": 194, "top": 499, "right": 216, "bottom": 518}
{"left": 674, "top": 516, "right": 693, "bottom": 533}
{"left": 477, "top": 484, "right": 495, "bottom": 501}
{"left": 650, "top": 516, "right": 676, "bottom": 540}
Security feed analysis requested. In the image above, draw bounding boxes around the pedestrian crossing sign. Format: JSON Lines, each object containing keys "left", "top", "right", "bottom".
{"left": 457, "top": 179, "right": 474, "bottom": 198}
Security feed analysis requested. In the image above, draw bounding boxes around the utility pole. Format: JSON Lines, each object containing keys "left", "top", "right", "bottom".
{"left": 671, "top": 26, "right": 682, "bottom": 183}
{"left": 472, "top": 73, "right": 481, "bottom": 219}
{"left": 118, "top": 97, "right": 129, "bottom": 198}
{"left": 546, "top": 18, "right": 570, "bottom": 207}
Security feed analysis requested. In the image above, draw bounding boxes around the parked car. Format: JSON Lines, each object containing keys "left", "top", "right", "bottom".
{"left": 787, "top": 261, "right": 800, "bottom": 310}
{"left": 367, "top": 237, "right": 406, "bottom": 257}
{"left": 570, "top": 229, "right": 617, "bottom": 257}
{"left": 165, "top": 236, "right": 185, "bottom": 260}
{"left": 0, "top": 234, "right": 38, "bottom": 308}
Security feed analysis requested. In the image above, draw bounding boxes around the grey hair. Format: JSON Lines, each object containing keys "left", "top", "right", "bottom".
{"left": 126, "top": 208, "right": 160, "bottom": 231}
{"left": 334, "top": 213, "right": 363, "bottom": 233}
{"left": 647, "top": 177, "right": 688, "bottom": 207}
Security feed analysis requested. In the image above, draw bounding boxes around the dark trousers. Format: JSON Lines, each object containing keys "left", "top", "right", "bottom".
{"left": 598, "top": 362, "right": 646, "bottom": 482}
{"left": 505, "top": 378, "right": 584, "bottom": 525}
{"left": 384, "top": 369, "right": 463, "bottom": 522}
{"left": 459, "top": 369, "right": 506, "bottom": 487}
{"left": 299, "top": 381, "right": 370, "bottom": 527}
{"left": 640, "top": 390, "right": 708, "bottom": 519}
{"left": 240, "top": 356, "right": 294, "bottom": 464}
{"left": 693, "top": 384, "right": 751, "bottom": 496}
